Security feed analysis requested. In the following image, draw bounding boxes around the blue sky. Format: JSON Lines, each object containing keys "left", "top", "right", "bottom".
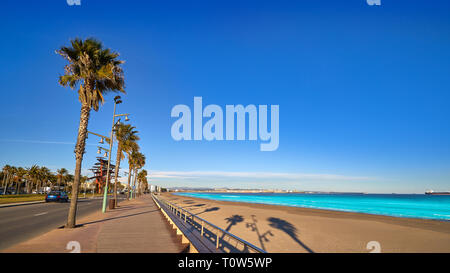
{"left": 0, "top": 0, "right": 449, "bottom": 193}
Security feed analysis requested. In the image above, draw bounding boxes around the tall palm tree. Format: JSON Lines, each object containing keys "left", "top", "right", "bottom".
{"left": 137, "top": 169, "right": 148, "bottom": 195}
{"left": 112, "top": 124, "right": 139, "bottom": 205}
{"left": 2, "top": 165, "right": 12, "bottom": 194}
{"left": 132, "top": 152, "right": 146, "bottom": 198}
{"left": 65, "top": 174, "right": 74, "bottom": 193}
{"left": 27, "top": 165, "right": 40, "bottom": 194}
{"left": 3, "top": 166, "right": 16, "bottom": 195}
{"left": 15, "top": 167, "right": 27, "bottom": 194}
{"left": 9, "top": 167, "right": 18, "bottom": 194}
{"left": 80, "top": 175, "right": 89, "bottom": 196}
{"left": 39, "top": 167, "right": 51, "bottom": 193}
{"left": 56, "top": 168, "right": 68, "bottom": 191}
{"left": 47, "top": 171, "right": 57, "bottom": 191}
{"left": 57, "top": 38, "right": 125, "bottom": 228}
{"left": 125, "top": 146, "right": 140, "bottom": 200}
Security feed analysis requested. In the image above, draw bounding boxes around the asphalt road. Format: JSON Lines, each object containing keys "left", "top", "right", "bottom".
{"left": 0, "top": 197, "right": 108, "bottom": 251}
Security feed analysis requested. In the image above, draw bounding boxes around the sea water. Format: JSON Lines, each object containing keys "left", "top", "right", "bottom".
{"left": 173, "top": 192, "right": 450, "bottom": 221}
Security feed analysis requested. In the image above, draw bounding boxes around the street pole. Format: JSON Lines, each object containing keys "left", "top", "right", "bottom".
{"left": 131, "top": 169, "right": 136, "bottom": 199}
{"left": 133, "top": 168, "right": 138, "bottom": 198}
{"left": 101, "top": 101, "right": 117, "bottom": 213}
{"left": 130, "top": 169, "right": 133, "bottom": 199}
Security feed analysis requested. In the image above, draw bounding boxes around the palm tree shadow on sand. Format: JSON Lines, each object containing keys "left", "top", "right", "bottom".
{"left": 195, "top": 207, "right": 220, "bottom": 216}
{"left": 224, "top": 215, "right": 244, "bottom": 232}
{"left": 267, "top": 217, "right": 314, "bottom": 253}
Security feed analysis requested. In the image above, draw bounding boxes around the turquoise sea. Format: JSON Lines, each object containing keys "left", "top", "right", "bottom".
{"left": 173, "top": 192, "right": 450, "bottom": 221}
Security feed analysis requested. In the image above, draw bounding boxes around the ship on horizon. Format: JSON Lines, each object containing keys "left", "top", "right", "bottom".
{"left": 425, "top": 190, "right": 450, "bottom": 195}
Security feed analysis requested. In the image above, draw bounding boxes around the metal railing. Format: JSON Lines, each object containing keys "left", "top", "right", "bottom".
{"left": 152, "top": 194, "right": 266, "bottom": 253}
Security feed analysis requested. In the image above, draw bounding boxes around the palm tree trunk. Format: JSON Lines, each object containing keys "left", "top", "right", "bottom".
{"left": 131, "top": 168, "right": 135, "bottom": 199}
{"left": 1, "top": 173, "right": 5, "bottom": 194}
{"left": 132, "top": 168, "right": 138, "bottom": 198}
{"left": 4, "top": 173, "right": 10, "bottom": 195}
{"left": 113, "top": 142, "right": 122, "bottom": 207}
{"left": 66, "top": 103, "right": 91, "bottom": 228}
{"left": 7, "top": 174, "right": 12, "bottom": 194}
{"left": 126, "top": 164, "right": 132, "bottom": 200}
{"left": 1, "top": 173, "right": 6, "bottom": 194}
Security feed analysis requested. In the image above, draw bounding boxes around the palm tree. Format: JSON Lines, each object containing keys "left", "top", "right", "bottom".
{"left": 15, "top": 167, "right": 27, "bottom": 194}
{"left": 2, "top": 165, "right": 12, "bottom": 194}
{"left": 137, "top": 169, "right": 148, "bottom": 195}
{"left": 65, "top": 174, "right": 74, "bottom": 193}
{"left": 57, "top": 38, "right": 125, "bottom": 228}
{"left": 80, "top": 175, "right": 89, "bottom": 196}
{"left": 56, "top": 168, "right": 68, "bottom": 191}
{"left": 112, "top": 123, "right": 139, "bottom": 206}
{"left": 27, "top": 165, "right": 40, "bottom": 194}
{"left": 9, "top": 167, "right": 18, "bottom": 194}
{"left": 39, "top": 167, "right": 51, "bottom": 193}
{"left": 132, "top": 152, "right": 146, "bottom": 198}
{"left": 125, "top": 146, "right": 139, "bottom": 200}
{"left": 47, "top": 171, "right": 57, "bottom": 191}
{"left": 2, "top": 165, "right": 17, "bottom": 195}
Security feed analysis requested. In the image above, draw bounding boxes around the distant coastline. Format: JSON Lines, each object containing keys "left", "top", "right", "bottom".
{"left": 167, "top": 187, "right": 425, "bottom": 195}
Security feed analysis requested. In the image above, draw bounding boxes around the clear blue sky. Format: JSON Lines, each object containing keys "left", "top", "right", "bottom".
{"left": 0, "top": 0, "right": 449, "bottom": 193}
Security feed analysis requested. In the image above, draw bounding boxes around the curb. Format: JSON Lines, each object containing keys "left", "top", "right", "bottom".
{"left": 0, "top": 200, "right": 45, "bottom": 208}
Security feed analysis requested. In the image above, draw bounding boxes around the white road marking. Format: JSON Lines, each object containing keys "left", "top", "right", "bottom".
{"left": 34, "top": 212, "right": 48, "bottom": 216}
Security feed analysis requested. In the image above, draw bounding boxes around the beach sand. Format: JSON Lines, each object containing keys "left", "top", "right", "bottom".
{"left": 161, "top": 192, "right": 450, "bottom": 253}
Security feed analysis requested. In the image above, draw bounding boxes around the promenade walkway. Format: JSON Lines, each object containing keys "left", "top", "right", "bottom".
{"left": 2, "top": 195, "right": 187, "bottom": 253}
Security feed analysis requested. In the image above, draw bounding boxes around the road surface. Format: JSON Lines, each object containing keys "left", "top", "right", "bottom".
{"left": 0, "top": 197, "right": 116, "bottom": 250}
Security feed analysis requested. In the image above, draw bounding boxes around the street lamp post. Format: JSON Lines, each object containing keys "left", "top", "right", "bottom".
{"left": 88, "top": 96, "right": 130, "bottom": 213}
{"left": 102, "top": 101, "right": 116, "bottom": 213}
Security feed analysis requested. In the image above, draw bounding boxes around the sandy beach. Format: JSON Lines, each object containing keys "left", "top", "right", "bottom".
{"left": 162, "top": 192, "right": 450, "bottom": 253}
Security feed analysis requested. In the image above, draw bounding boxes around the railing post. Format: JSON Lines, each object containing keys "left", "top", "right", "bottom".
{"left": 201, "top": 221, "right": 204, "bottom": 237}
{"left": 184, "top": 212, "right": 187, "bottom": 222}
{"left": 216, "top": 231, "right": 220, "bottom": 249}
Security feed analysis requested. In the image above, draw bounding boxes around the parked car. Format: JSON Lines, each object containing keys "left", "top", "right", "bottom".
{"left": 45, "top": 191, "right": 69, "bottom": 203}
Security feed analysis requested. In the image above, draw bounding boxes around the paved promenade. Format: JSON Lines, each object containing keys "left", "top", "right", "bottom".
{"left": 2, "top": 195, "right": 187, "bottom": 253}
